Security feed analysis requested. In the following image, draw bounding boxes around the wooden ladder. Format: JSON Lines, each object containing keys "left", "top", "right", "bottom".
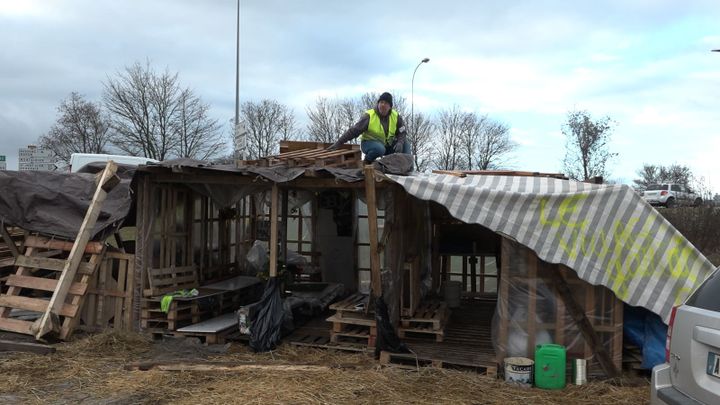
{"left": 0, "top": 161, "right": 119, "bottom": 340}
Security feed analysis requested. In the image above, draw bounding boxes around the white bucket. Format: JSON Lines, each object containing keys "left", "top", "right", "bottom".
{"left": 504, "top": 357, "right": 534, "bottom": 387}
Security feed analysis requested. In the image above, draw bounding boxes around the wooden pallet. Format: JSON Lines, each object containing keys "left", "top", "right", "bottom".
{"left": 326, "top": 313, "right": 376, "bottom": 347}
{"left": 0, "top": 165, "right": 117, "bottom": 340}
{"left": 79, "top": 251, "right": 135, "bottom": 333}
{"left": 239, "top": 141, "right": 362, "bottom": 169}
{"left": 400, "top": 301, "right": 448, "bottom": 330}
{"left": 379, "top": 350, "right": 497, "bottom": 376}
{"left": 397, "top": 301, "right": 448, "bottom": 342}
{"left": 288, "top": 333, "right": 374, "bottom": 353}
{"left": 329, "top": 292, "right": 372, "bottom": 320}
{"left": 141, "top": 288, "right": 224, "bottom": 331}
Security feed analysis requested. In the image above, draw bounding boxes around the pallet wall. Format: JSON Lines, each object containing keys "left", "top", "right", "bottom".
{"left": 496, "top": 238, "right": 623, "bottom": 375}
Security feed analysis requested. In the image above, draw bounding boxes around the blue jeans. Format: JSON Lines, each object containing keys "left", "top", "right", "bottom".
{"left": 360, "top": 139, "right": 411, "bottom": 162}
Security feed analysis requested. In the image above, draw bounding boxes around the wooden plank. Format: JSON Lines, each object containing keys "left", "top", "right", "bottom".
{"left": 149, "top": 266, "right": 197, "bottom": 278}
{"left": 269, "top": 183, "right": 279, "bottom": 277}
{"left": 23, "top": 235, "right": 104, "bottom": 254}
{"left": 548, "top": 267, "right": 620, "bottom": 378}
{"left": 527, "top": 250, "right": 537, "bottom": 355}
{"left": 14, "top": 255, "right": 95, "bottom": 275}
{"left": 0, "top": 339, "right": 55, "bottom": 355}
{"left": 431, "top": 170, "right": 466, "bottom": 178}
{"left": 0, "top": 295, "right": 78, "bottom": 318}
{"left": 5, "top": 274, "right": 87, "bottom": 296}
{"left": 60, "top": 252, "right": 106, "bottom": 340}
{"left": 0, "top": 317, "right": 34, "bottom": 335}
{"left": 0, "top": 225, "right": 20, "bottom": 259}
{"left": 33, "top": 161, "right": 118, "bottom": 339}
{"left": 115, "top": 259, "right": 127, "bottom": 329}
{"left": 0, "top": 246, "right": 36, "bottom": 319}
{"left": 364, "top": 166, "right": 381, "bottom": 298}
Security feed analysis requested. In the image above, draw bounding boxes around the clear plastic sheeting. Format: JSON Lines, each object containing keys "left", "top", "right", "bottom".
{"left": 246, "top": 240, "right": 269, "bottom": 275}
{"left": 492, "top": 239, "right": 622, "bottom": 370}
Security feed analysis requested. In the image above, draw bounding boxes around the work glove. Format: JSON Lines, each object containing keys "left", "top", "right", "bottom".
{"left": 326, "top": 142, "right": 340, "bottom": 151}
{"left": 393, "top": 141, "right": 404, "bottom": 153}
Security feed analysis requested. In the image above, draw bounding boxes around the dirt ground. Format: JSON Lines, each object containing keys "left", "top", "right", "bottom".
{"left": 0, "top": 331, "right": 650, "bottom": 405}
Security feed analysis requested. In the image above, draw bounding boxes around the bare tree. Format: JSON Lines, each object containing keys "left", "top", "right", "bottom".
{"left": 633, "top": 164, "right": 694, "bottom": 190}
{"left": 406, "top": 111, "right": 435, "bottom": 172}
{"left": 174, "top": 89, "right": 226, "bottom": 160}
{"left": 38, "top": 92, "right": 111, "bottom": 164}
{"left": 103, "top": 61, "right": 224, "bottom": 161}
{"left": 305, "top": 97, "right": 342, "bottom": 143}
{"left": 561, "top": 110, "right": 617, "bottom": 181}
{"left": 434, "top": 105, "right": 469, "bottom": 170}
{"left": 475, "top": 119, "right": 515, "bottom": 170}
{"left": 241, "top": 99, "right": 297, "bottom": 159}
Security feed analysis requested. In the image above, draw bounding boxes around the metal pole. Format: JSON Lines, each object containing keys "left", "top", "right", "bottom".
{"left": 410, "top": 58, "right": 429, "bottom": 151}
{"left": 235, "top": 0, "right": 242, "bottom": 159}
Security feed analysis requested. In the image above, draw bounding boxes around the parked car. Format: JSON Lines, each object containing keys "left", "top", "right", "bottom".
{"left": 651, "top": 267, "right": 720, "bottom": 404}
{"left": 642, "top": 183, "right": 703, "bottom": 208}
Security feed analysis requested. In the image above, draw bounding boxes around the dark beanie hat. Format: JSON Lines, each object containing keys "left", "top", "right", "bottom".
{"left": 378, "top": 92, "right": 393, "bottom": 107}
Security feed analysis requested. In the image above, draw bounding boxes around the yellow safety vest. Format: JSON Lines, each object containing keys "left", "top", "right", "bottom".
{"left": 361, "top": 109, "right": 398, "bottom": 144}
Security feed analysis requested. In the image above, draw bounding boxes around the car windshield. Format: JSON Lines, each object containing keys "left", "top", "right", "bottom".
{"left": 646, "top": 184, "right": 667, "bottom": 191}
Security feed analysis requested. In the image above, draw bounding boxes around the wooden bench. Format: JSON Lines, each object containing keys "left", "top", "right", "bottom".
{"left": 141, "top": 269, "right": 262, "bottom": 332}
{"left": 173, "top": 312, "right": 239, "bottom": 344}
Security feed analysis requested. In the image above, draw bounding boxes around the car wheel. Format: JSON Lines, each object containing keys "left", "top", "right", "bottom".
{"left": 694, "top": 198, "right": 703, "bottom": 207}
{"left": 665, "top": 198, "right": 676, "bottom": 208}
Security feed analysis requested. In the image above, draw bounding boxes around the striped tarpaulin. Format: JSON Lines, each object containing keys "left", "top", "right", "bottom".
{"left": 386, "top": 173, "right": 717, "bottom": 323}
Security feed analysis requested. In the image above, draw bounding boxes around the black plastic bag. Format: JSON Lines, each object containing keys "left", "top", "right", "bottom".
{"left": 374, "top": 295, "right": 409, "bottom": 356}
{"left": 249, "top": 277, "right": 285, "bottom": 352}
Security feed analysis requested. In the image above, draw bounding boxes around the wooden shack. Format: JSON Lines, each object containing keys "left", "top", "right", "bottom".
{"left": 7, "top": 140, "right": 707, "bottom": 380}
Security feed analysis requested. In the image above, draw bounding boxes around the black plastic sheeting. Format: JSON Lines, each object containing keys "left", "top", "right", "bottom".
{"left": 0, "top": 166, "right": 135, "bottom": 241}
{"left": 374, "top": 296, "right": 409, "bottom": 355}
{"left": 249, "top": 278, "right": 286, "bottom": 352}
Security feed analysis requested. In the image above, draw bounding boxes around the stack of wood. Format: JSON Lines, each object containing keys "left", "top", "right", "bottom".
{"left": 397, "top": 301, "right": 449, "bottom": 342}
{"left": 326, "top": 292, "right": 376, "bottom": 348}
{"left": 238, "top": 141, "right": 362, "bottom": 169}
{"left": 0, "top": 162, "right": 122, "bottom": 340}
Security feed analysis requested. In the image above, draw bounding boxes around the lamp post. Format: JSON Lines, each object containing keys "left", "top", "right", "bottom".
{"left": 411, "top": 57, "right": 430, "bottom": 148}
{"left": 234, "top": 0, "right": 243, "bottom": 160}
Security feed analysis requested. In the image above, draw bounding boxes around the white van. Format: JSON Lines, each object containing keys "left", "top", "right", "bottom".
{"left": 69, "top": 153, "right": 159, "bottom": 173}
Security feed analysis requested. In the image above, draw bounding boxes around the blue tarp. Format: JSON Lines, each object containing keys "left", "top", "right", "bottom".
{"left": 624, "top": 304, "right": 667, "bottom": 369}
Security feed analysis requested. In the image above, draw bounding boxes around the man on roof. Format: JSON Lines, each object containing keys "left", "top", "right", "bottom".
{"left": 326, "top": 92, "right": 411, "bottom": 164}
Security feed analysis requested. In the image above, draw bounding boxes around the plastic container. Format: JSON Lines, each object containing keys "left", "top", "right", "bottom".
{"left": 534, "top": 344, "right": 566, "bottom": 390}
{"left": 504, "top": 357, "right": 534, "bottom": 387}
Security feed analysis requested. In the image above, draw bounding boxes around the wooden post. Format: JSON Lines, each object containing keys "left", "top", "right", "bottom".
{"left": 364, "top": 166, "right": 381, "bottom": 298}
{"left": 0, "top": 225, "right": 20, "bottom": 259}
{"left": 548, "top": 266, "right": 620, "bottom": 378}
{"left": 281, "top": 189, "right": 289, "bottom": 264}
{"left": 33, "top": 161, "right": 119, "bottom": 339}
{"left": 269, "top": 184, "right": 279, "bottom": 278}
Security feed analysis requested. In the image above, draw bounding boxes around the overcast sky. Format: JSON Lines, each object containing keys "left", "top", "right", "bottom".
{"left": 1, "top": 0, "right": 718, "bottom": 191}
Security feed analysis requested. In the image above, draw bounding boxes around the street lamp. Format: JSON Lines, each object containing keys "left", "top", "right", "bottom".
{"left": 411, "top": 57, "right": 430, "bottom": 149}
{"left": 234, "top": 0, "right": 244, "bottom": 160}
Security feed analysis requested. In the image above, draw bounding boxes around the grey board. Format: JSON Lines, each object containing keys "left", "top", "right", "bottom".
{"left": 175, "top": 312, "right": 237, "bottom": 334}
{"left": 202, "top": 276, "right": 261, "bottom": 291}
